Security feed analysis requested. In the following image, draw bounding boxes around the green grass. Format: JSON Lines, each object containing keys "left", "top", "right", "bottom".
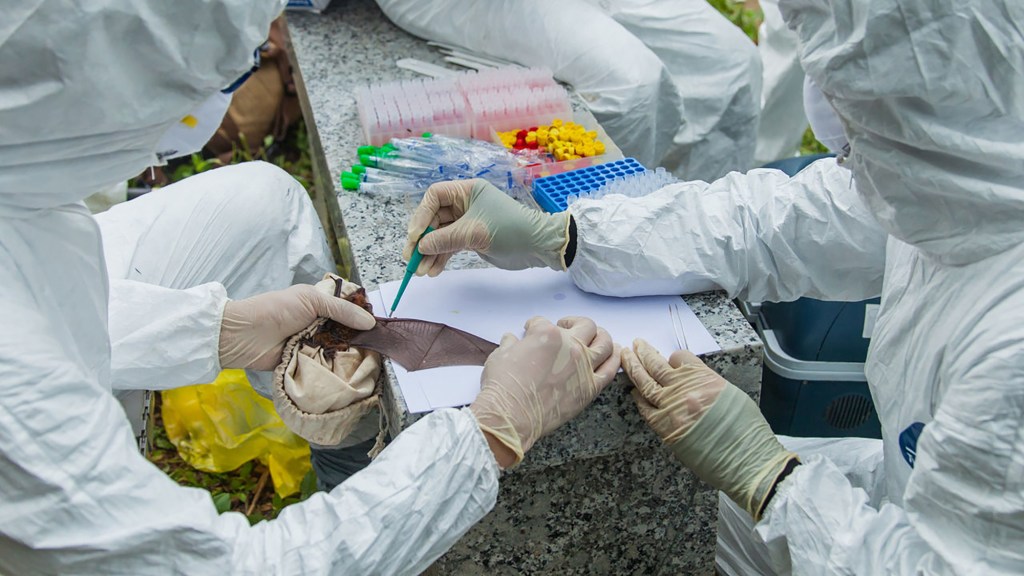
{"left": 148, "top": 394, "right": 317, "bottom": 523}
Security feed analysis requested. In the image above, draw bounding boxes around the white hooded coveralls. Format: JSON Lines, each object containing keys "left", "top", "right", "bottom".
{"left": 0, "top": 2, "right": 498, "bottom": 574}
{"left": 373, "top": 0, "right": 763, "bottom": 182}
{"left": 569, "top": 0, "right": 1024, "bottom": 572}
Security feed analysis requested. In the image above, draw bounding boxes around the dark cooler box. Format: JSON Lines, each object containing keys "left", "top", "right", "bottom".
{"left": 756, "top": 298, "right": 882, "bottom": 439}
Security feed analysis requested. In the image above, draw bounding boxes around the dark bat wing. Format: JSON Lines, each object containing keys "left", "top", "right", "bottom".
{"left": 348, "top": 317, "right": 498, "bottom": 371}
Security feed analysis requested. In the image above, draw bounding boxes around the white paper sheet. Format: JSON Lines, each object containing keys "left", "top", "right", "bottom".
{"left": 368, "top": 268, "right": 720, "bottom": 413}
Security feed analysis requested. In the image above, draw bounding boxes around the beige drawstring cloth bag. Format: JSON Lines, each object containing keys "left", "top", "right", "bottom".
{"left": 272, "top": 274, "right": 386, "bottom": 454}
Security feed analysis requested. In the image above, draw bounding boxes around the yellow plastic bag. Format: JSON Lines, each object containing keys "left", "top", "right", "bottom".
{"left": 161, "top": 370, "right": 311, "bottom": 498}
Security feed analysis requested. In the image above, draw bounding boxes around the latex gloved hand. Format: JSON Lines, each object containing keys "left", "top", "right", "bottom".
{"left": 470, "top": 316, "right": 620, "bottom": 468}
{"left": 622, "top": 339, "right": 799, "bottom": 521}
{"left": 219, "top": 284, "right": 376, "bottom": 372}
{"left": 404, "top": 178, "right": 571, "bottom": 276}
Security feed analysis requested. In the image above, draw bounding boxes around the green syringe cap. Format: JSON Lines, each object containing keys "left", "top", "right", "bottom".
{"left": 359, "top": 154, "right": 377, "bottom": 167}
{"left": 357, "top": 145, "right": 378, "bottom": 156}
{"left": 351, "top": 164, "right": 367, "bottom": 174}
{"left": 340, "top": 172, "right": 361, "bottom": 190}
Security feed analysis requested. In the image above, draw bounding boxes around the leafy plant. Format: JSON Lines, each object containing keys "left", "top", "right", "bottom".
{"left": 169, "top": 154, "right": 222, "bottom": 182}
{"left": 158, "top": 121, "right": 315, "bottom": 192}
{"left": 706, "top": 0, "right": 763, "bottom": 43}
{"left": 799, "top": 126, "right": 829, "bottom": 156}
{"left": 212, "top": 492, "right": 232, "bottom": 514}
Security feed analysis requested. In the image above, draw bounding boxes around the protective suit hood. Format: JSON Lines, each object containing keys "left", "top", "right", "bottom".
{"left": 0, "top": 0, "right": 278, "bottom": 215}
{"left": 781, "top": 0, "right": 1024, "bottom": 266}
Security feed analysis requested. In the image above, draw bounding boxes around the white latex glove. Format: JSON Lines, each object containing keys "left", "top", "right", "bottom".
{"left": 622, "top": 339, "right": 799, "bottom": 520}
{"left": 470, "top": 316, "right": 620, "bottom": 468}
{"left": 403, "top": 178, "right": 571, "bottom": 276}
{"left": 219, "top": 284, "right": 376, "bottom": 371}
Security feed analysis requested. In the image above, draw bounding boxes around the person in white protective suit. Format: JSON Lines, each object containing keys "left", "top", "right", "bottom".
{"left": 96, "top": 161, "right": 391, "bottom": 490}
{"left": 374, "top": 0, "right": 764, "bottom": 182}
{"left": 44, "top": 8, "right": 380, "bottom": 491}
{"left": 402, "top": 0, "right": 1024, "bottom": 573}
{"left": 0, "top": 1, "right": 621, "bottom": 573}
{"left": 754, "top": 0, "right": 810, "bottom": 165}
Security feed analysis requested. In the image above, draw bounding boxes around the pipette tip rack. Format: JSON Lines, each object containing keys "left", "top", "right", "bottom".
{"left": 532, "top": 158, "right": 647, "bottom": 213}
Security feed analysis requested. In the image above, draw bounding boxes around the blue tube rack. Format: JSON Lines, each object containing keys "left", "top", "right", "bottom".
{"left": 531, "top": 158, "right": 646, "bottom": 213}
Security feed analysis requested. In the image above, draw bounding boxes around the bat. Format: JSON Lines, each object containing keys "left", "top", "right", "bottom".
{"left": 303, "top": 283, "right": 498, "bottom": 371}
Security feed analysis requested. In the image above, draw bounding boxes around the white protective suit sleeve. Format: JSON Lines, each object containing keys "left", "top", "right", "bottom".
{"left": 0, "top": 2, "right": 499, "bottom": 572}
{"left": 760, "top": 334, "right": 1024, "bottom": 575}
{"left": 0, "top": 294, "right": 498, "bottom": 575}
{"left": 716, "top": 436, "right": 886, "bottom": 576}
{"left": 106, "top": 279, "right": 227, "bottom": 390}
{"left": 568, "top": 158, "right": 887, "bottom": 302}
{"left": 100, "top": 161, "right": 336, "bottom": 393}
{"left": 756, "top": 455, "right": 930, "bottom": 574}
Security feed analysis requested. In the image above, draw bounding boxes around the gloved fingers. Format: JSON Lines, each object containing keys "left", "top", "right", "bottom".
{"left": 522, "top": 317, "right": 573, "bottom": 353}
{"left": 484, "top": 332, "right": 520, "bottom": 365}
{"left": 582, "top": 327, "right": 615, "bottom": 372}
{"left": 417, "top": 219, "right": 492, "bottom": 258}
{"left": 414, "top": 223, "right": 456, "bottom": 256}
{"left": 408, "top": 225, "right": 441, "bottom": 275}
{"left": 633, "top": 339, "right": 679, "bottom": 386}
{"left": 556, "top": 316, "right": 598, "bottom": 347}
{"left": 523, "top": 315, "right": 555, "bottom": 333}
{"left": 593, "top": 343, "right": 622, "bottom": 390}
{"left": 416, "top": 252, "right": 453, "bottom": 277}
{"left": 405, "top": 216, "right": 441, "bottom": 267}
{"left": 306, "top": 288, "right": 376, "bottom": 330}
{"left": 669, "top": 349, "right": 703, "bottom": 369}
{"left": 499, "top": 332, "right": 519, "bottom": 349}
{"left": 424, "top": 253, "right": 452, "bottom": 277}
{"left": 403, "top": 179, "right": 477, "bottom": 261}
{"left": 621, "top": 344, "right": 665, "bottom": 408}
{"left": 415, "top": 253, "right": 437, "bottom": 277}
{"left": 407, "top": 223, "right": 456, "bottom": 275}
{"left": 435, "top": 205, "right": 459, "bottom": 226}
{"left": 404, "top": 213, "right": 438, "bottom": 262}
{"left": 630, "top": 386, "right": 658, "bottom": 422}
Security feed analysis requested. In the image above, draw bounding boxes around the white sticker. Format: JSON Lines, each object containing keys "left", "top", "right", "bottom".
{"left": 863, "top": 303, "right": 880, "bottom": 338}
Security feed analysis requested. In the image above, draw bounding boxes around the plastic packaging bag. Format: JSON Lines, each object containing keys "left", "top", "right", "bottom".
{"left": 341, "top": 134, "right": 525, "bottom": 201}
{"left": 161, "top": 370, "right": 311, "bottom": 498}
